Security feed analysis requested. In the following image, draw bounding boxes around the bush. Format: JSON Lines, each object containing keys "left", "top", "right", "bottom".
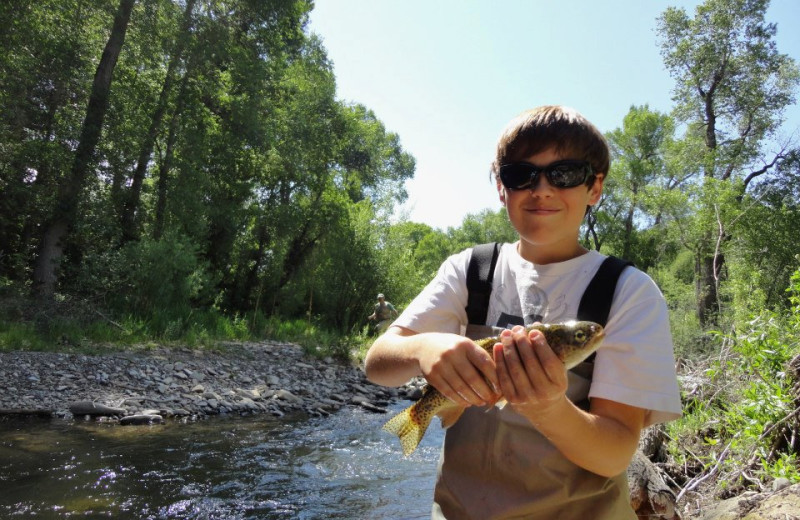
{"left": 668, "top": 263, "right": 800, "bottom": 497}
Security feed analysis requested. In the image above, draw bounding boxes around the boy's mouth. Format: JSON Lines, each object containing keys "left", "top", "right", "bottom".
{"left": 526, "top": 207, "right": 559, "bottom": 214}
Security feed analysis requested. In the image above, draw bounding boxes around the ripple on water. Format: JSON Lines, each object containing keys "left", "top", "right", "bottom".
{"left": 1, "top": 401, "right": 443, "bottom": 519}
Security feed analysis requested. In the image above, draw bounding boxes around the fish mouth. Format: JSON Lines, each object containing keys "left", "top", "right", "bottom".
{"left": 590, "top": 329, "right": 606, "bottom": 352}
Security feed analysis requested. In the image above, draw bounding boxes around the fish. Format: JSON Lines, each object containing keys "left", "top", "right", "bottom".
{"left": 382, "top": 321, "right": 606, "bottom": 456}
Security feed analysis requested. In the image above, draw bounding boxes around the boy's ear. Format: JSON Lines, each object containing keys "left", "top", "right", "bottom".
{"left": 588, "top": 174, "right": 605, "bottom": 205}
{"left": 496, "top": 177, "right": 506, "bottom": 205}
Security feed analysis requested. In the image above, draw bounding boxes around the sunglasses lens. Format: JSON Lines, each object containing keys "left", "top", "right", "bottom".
{"left": 499, "top": 164, "right": 537, "bottom": 190}
{"left": 547, "top": 162, "right": 592, "bottom": 188}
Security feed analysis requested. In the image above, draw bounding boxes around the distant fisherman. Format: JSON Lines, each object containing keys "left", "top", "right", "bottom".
{"left": 367, "top": 293, "right": 398, "bottom": 334}
{"left": 364, "top": 106, "right": 682, "bottom": 519}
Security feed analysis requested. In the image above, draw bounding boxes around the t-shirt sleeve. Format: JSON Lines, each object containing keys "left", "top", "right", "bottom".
{"left": 392, "top": 250, "right": 471, "bottom": 335}
{"left": 589, "top": 268, "right": 683, "bottom": 427}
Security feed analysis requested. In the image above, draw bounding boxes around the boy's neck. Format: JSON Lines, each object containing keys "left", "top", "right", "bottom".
{"left": 516, "top": 241, "right": 589, "bottom": 265}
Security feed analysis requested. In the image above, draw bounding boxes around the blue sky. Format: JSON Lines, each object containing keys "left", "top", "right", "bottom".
{"left": 308, "top": 1, "right": 800, "bottom": 230}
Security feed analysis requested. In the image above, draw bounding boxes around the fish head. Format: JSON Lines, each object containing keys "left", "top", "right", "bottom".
{"left": 539, "top": 321, "right": 605, "bottom": 369}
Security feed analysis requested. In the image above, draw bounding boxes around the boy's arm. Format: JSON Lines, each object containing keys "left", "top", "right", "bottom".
{"left": 494, "top": 326, "right": 644, "bottom": 478}
{"left": 365, "top": 326, "right": 500, "bottom": 407}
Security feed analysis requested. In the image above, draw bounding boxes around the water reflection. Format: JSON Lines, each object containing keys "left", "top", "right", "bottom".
{"left": 0, "top": 401, "right": 443, "bottom": 519}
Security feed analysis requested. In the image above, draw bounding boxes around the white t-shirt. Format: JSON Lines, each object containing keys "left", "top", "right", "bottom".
{"left": 394, "top": 242, "right": 682, "bottom": 426}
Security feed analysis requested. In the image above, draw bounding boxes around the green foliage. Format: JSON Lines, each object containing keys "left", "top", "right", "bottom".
{"left": 448, "top": 208, "right": 517, "bottom": 251}
{"left": 114, "top": 233, "right": 209, "bottom": 323}
{"left": 259, "top": 315, "right": 363, "bottom": 361}
{"left": 598, "top": 105, "right": 676, "bottom": 267}
{"left": 668, "top": 264, "right": 800, "bottom": 491}
{"left": 650, "top": 250, "right": 708, "bottom": 358}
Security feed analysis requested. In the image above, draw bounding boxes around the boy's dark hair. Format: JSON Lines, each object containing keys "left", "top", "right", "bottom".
{"left": 491, "top": 106, "right": 610, "bottom": 181}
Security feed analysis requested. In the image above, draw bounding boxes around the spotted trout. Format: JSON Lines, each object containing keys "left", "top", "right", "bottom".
{"left": 382, "top": 321, "right": 605, "bottom": 456}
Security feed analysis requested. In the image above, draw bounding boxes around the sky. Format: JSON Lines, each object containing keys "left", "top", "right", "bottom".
{"left": 308, "top": 0, "right": 800, "bottom": 230}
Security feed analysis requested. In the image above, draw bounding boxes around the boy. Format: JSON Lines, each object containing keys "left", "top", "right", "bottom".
{"left": 364, "top": 106, "right": 682, "bottom": 519}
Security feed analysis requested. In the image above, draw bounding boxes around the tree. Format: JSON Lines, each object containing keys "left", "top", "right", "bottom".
{"left": 119, "top": 0, "right": 197, "bottom": 243}
{"left": 599, "top": 105, "right": 678, "bottom": 269}
{"left": 0, "top": 0, "right": 114, "bottom": 281}
{"left": 31, "top": 0, "right": 136, "bottom": 298}
{"left": 657, "top": 0, "right": 800, "bottom": 326}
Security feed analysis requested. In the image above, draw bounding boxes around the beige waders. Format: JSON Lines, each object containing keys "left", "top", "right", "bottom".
{"left": 430, "top": 327, "right": 636, "bottom": 520}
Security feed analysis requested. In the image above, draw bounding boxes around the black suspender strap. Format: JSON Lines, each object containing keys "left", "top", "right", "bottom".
{"left": 576, "top": 255, "right": 632, "bottom": 327}
{"left": 465, "top": 242, "right": 501, "bottom": 325}
{"left": 577, "top": 255, "right": 632, "bottom": 364}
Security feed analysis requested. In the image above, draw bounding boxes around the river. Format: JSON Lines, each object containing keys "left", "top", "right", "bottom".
{"left": 0, "top": 401, "right": 443, "bottom": 519}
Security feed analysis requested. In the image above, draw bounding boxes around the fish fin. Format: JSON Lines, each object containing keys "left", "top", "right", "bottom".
{"left": 382, "top": 403, "right": 429, "bottom": 457}
{"left": 437, "top": 403, "right": 465, "bottom": 429}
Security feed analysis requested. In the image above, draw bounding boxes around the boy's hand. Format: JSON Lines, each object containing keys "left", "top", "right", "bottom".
{"left": 493, "top": 325, "right": 568, "bottom": 415}
{"left": 417, "top": 334, "right": 501, "bottom": 408}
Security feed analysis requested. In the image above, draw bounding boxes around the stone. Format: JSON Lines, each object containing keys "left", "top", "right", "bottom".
{"left": 68, "top": 401, "right": 126, "bottom": 416}
{"left": 273, "top": 389, "right": 303, "bottom": 404}
{"left": 359, "top": 401, "right": 387, "bottom": 413}
{"left": 120, "top": 414, "right": 163, "bottom": 425}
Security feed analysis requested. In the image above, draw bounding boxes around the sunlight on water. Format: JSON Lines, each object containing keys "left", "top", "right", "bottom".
{"left": 0, "top": 401, "right": 444, "bottom": 519}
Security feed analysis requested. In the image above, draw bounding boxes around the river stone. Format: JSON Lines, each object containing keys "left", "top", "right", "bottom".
{"left": 120, "top": 414, "right": 163, "bottom": 425}
{"left": 359, "top": 401, "right": 387, "bottom": 413}
{"left": 273, "top": 389, "right": 302, "bottom": 404}
{"left": 236, "top": 388, "right": 260, "bottom": 399}
{"left": 69, "top": 401, "right": 126, "bottom": 416}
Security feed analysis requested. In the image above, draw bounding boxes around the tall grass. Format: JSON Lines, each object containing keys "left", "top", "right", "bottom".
{"left": 0, "top": 293, "right": 369, "bottom": 360}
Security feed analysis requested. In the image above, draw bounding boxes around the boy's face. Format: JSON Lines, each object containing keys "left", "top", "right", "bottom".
{"left": 496, "top": 147, "right": 603, "bottom": 264}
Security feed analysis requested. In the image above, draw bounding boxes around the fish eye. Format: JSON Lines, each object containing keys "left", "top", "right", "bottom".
{"left": 575, "top": 330, "right": 586, "bottom": 341}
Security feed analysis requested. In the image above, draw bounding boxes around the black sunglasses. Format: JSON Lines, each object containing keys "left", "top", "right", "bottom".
{"left": 499, "top": 160, "right": 595, "bottom": 190}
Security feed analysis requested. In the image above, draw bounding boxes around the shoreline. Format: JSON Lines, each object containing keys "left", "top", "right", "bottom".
{"left": 0, "top": 340, "right": 413, "bottom": 424}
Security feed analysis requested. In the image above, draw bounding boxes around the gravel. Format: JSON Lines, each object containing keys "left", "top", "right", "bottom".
{"left": 0, "top": 340, "right": 423, "bottom": 424}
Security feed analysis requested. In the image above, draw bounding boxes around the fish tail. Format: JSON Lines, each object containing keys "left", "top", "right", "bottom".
{"left": 383, "top": 396, "right": 466, "bottom": 456}
{"left": 382, "top": 404, "right": 429, "bottom": 456}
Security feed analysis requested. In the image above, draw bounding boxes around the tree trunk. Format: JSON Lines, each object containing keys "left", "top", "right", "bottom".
{"left": 627, "top": 451, "right": 681, "bottom": 520}
{"left": 121, "top": 0, "right": 196, "bottom": 243}
{"left": 31, "top": 0, "right": 135, "bottom": 298}
{"left": 153, "top": 66, "right": 192, "bottom": 240}
{"left": 234, "top": 218, "right": 270, "bottom": 308}
{"left": 695, "top": 251, "right": 720, "bottom": 328}
{"left": 623, "top": 204, "right": 635, "bottom": 260}
{"left": 277, "top": 219, "right": 320, "bottom": 290}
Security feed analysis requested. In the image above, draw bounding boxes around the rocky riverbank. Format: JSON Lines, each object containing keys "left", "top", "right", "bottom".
{"left": 0, "top": 340, "right": 419, "bottom": 423}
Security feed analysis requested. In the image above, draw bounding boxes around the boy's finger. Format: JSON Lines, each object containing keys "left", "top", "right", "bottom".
{"left": 499, "top": 328, "right": 532, "bottom": 397}
{"left": 529, "top": 329, "right": 567, "bottom": 385}
{"left": 426, "top": 368, "right": 471, "bottom": 407}
{"left": 493, "top": 342, "right": 517, "bottom": 401}
{"left": 445, "top": 355, "right": 495, "bottom": 406}
{"left": 513, "top": 327, "right": 543, "bottom": 375}
{"left": 466, "top": 344, "right": 500, "bottom": 396}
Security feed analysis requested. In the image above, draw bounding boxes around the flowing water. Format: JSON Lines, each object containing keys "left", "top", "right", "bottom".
{"left": 0, "top": 401, "right": 443, "bottom": 519}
